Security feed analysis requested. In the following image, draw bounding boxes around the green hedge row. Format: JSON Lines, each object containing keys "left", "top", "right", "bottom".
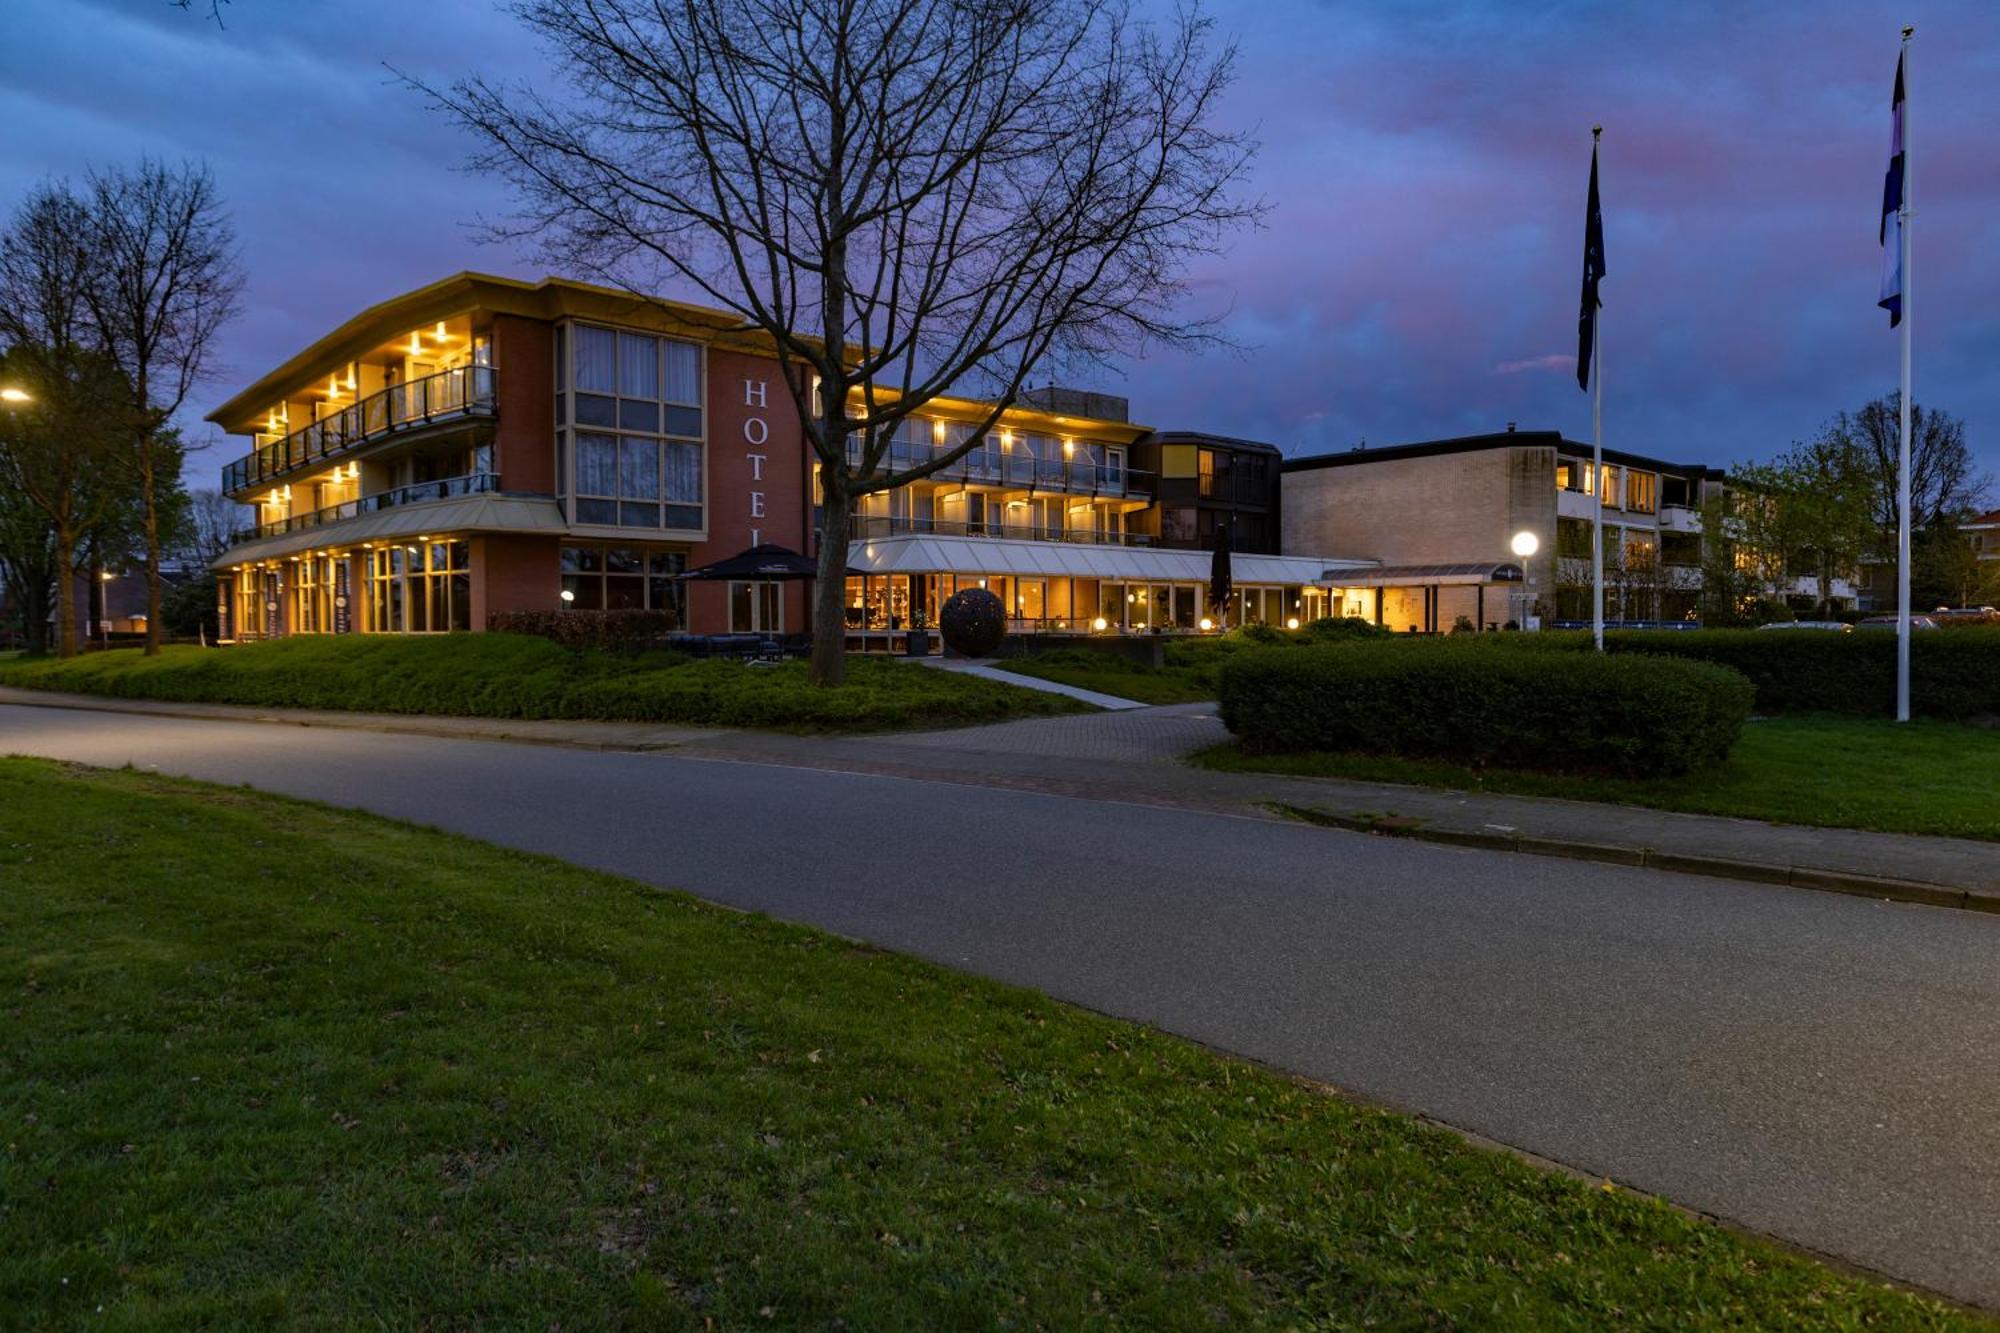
{"left": 1598, "top": 628, "right": 2000, "bottom": 719}
{"left": 1217, "top": 640, "right": 1754, "bottom": 776}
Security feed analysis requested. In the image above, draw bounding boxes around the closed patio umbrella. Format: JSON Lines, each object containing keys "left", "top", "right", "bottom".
{"left": 679, "top": 543, "right": 854, "bottom": 580}
{"left": 1208, "top": 521, "right": 1232, "bottom": 623}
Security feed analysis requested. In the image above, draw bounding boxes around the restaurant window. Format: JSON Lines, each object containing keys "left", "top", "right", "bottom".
{"left": 729, "top": 580, "right": 782, "bottom": 632}
{"left": 566, "top": 322, "right": 704, "bottom": 531}
{"left": 367, "top": 540, "right": 469, "bottom": 633}
{"left": 559, "top": 546, "right": 687, "bottom": 626}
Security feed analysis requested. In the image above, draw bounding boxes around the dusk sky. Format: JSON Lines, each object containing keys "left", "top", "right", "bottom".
{"left": 3, "top": 0, "right": 1995, "bottom": 493}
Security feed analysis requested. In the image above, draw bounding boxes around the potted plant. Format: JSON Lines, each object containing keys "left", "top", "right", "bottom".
{"left": 903, "top": 608, "right": 933, "bottom": 656}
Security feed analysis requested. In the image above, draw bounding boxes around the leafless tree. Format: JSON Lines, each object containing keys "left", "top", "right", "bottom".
{"left": 169, "top": 0, "right": 230, "bottom": 25}
{"left": 82, "top": 159, "right": 243, "bottom": 656}
{"left": 0, "top": 182, "right": 96, "bottom": 354}
{"left": 181, "top": 485, "right": 241, "bottom": 567}
{"left": 1839, "top": 394, "right": 1991, "bottom": 539}
{"left": 422, "top": 0, "right": 1259, "bottom": 683}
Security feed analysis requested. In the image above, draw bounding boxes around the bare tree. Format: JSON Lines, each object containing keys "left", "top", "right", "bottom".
{"left": 181, "top": 485, "right": 241, "bottom": 567}
{"left": 82, "top": 159, "right": 243, "bottom": 656}
{"left": 1840, "top": 393, "right": 1990, "bottom": 539}
{"left": 423, "top": 0, "right": 1258, "bottom": 683}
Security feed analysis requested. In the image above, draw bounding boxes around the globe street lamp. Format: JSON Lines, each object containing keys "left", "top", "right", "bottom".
{"left": 1509, "top": 531, "right": 1540, "bottom": 630}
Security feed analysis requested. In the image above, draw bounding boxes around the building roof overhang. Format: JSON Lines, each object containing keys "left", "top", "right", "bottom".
{"left": 214, "top": 493, "right": 567, "bottom": 568}
{"left": 208, "top": 272, "right": 786, "bottom": 433}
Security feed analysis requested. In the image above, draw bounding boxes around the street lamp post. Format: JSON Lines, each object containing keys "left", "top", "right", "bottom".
{"left": 1510, "top": 530, "right": 1541, "bottom": 631}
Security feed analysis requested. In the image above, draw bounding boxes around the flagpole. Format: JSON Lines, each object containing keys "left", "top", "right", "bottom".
{"left": 1591, "top": 126, "right": 1605, "bottom": 653}
{"left": 1896, "top": 25, "right": 1914, "bottom": 722}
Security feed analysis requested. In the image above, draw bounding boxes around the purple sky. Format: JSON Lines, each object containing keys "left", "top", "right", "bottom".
{"left": 3, "top": 0, "right": 1995, "bottom": 493}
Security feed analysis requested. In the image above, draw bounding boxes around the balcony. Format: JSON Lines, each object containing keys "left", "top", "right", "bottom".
{"left": 849, "top": 514, "right": 1154, "bottom": 547}
{"left": 223, "top": 366, "right": 497, "bottom": 496}
{"left": 1659, "top": 503, "right": 1701, "bottom": 532}
{"left": 233, "top": 472, "right": 500, "bottom": 545}
{"left": 849, "top": 443, "right": 1154, "bottom": 499}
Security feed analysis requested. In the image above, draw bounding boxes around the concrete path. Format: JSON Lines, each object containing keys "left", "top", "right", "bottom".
{"left": 4, "top": 700, "right": 1998, "bottom": 1309}
{"left": 912, "top": 654, "right": 1148, "bottom": 710}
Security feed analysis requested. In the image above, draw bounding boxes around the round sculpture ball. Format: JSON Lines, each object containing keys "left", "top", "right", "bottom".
{"left": 939, "top": 587, "right": 1007, "bottom": 657}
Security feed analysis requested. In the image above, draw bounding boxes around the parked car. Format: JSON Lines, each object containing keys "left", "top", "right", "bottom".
{"left": 1932, "top": 606, "right": 1999, "bottom": 625}
{"left": 1855, "top": 615, "right": 1941, "bottom": 630}
{"left": 1755, "top": 620, "right": 1852, "bottom": 632}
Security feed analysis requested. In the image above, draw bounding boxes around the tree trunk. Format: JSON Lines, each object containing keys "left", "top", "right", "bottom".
{"left": 53, "top": 533, "right": 78, "bottom": 659}
{"left": 141, "top": 436, "right": 162, "bottom": 655}
{"left": 810, "top": 475, "right": 850, "bottom": 687}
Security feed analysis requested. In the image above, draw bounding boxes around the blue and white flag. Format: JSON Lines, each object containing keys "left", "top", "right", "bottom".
{"left": 1879, "top": 53, "right": 1905, "bottom": 327}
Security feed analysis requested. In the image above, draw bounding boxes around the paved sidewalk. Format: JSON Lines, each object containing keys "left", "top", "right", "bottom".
{"left": 4, "top": 685, "right": 1993, "bottom": 907}
{"left": 913, "top": 655, "right": 1148, "bottom": 710}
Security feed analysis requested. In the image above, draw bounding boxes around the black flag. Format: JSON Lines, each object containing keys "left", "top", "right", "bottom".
{"left": 1578, "top": 139, "right": 1605, "bottom": 390}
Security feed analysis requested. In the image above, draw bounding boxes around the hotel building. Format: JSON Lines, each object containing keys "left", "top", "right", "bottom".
{"left": 212, "top": 272, "right": 1505, "bottom": 646}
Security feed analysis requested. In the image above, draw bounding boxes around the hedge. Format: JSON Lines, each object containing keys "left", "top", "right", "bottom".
{"left": 1600, "top": 628, "right": 2000, "bottom": 719}
{"left": 1217, "top": 640, "right": 1754, "bottom": 776}
{"left": 488, "top": 609, "right": 676, "bottom": 653}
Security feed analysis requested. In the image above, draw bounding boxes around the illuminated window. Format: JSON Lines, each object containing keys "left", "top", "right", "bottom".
{"left": 564, "top": 323, "right": 704, "bottom": 531}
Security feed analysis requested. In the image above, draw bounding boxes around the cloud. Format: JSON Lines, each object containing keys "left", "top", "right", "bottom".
{"left": 1494, "top": 354, "right": 1577, "bottom": 376}
{"left": 0, "top": 0, "right": 1994, "bottom": 491}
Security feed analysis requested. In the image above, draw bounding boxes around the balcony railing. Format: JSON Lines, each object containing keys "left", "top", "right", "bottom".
{"left": 849, "top": 514, "right": 1153, "bottom": 546}
{"left": 223, "top": 365, "right": 498, "bottom": 495}
{"left": 232, "top": 472, "right": 501, "bottom": 545}
{"left": 847, "top": 443, "right": 1154, "bottom": 498}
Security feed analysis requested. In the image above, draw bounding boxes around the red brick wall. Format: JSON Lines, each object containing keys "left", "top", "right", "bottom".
{"left": 491, "top": 315, "right": 554, "bottom": 494}
{"left": 473, "top": 534, "right": 560, "bottom": 627}
{"left": 684, "top": 348, "right": 813, "bottom": 634}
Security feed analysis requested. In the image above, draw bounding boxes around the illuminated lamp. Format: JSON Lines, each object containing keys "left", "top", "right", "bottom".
{"left": 1286, "top": 617, "right": 1300, "bottom": 630}
{"left": 0, "top": 387, "right": 31, "bottom": 403}
{"left": 1510, "top": 530, "right": 1540, "bottom": 559}
{"left": 1092, "top": 616, "right": 1108, "bottom": 632}
{"left": 1199, "top": 617, "right": 1213, "bottom": 631}
{"left": 559, "top": 588, "right": 575, "bottom": 603}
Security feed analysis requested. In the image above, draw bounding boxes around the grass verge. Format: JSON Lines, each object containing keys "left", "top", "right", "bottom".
{"left": 0, "top": 757, "right": 1980, "bottom": 1327}
{"left": 1197, "top": 714, "right": 2000, "bottom": 842}
{"left": 0, "top": 636, "right": 1086, "bottom": 732}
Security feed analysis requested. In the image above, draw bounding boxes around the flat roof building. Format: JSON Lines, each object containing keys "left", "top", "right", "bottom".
{"left": 208, "top": 272, "right": 1392, "bottom": 646}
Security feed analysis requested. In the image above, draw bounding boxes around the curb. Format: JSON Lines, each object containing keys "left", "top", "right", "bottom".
{"left": 0, "top": 689, "right": 712, "bottom": 754}
{"left": 1275, "top": 804, "right": 2000, "bottom": 916}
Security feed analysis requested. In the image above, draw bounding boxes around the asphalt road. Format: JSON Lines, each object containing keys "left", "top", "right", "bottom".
{"left": 5, "top": 702, "right": 1999, "bottom": 1309}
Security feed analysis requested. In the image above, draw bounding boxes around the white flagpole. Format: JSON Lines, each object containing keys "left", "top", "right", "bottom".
{"left": 1592, "top": 318, "right": 1604, "bottom": 650}
{"left": 1896, "top": 25, "right": 1914, "bottom": 723}
{"left": 1591, "top": 126, "right": 1605, "bottom": 653}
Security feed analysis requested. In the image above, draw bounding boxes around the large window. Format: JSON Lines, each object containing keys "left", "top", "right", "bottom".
{"left": 367, "top": 541, "right": 469, "bottom": 633}
{"left": 564, "top": 324, "right": 704, "bottom": 532}
{"left": 1624, "top": 469, "right": 1657, "bottom": 514}
{"left": 559, "top": 545, "right": 687, "bottom": 625}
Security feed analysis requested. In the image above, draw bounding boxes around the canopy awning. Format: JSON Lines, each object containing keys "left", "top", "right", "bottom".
{"left": 1331, "top": 562, "right": 1524, "bottom": 587}
{"left": 681, "top": 543, "right": 832, "bottom": 581}
{"left": 845, "top": 533, "right": 1378, "bottom": 585}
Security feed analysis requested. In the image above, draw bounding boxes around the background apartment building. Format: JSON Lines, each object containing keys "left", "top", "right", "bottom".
{"left": 1280, "top": 429, "right": 1855, "bottom": 629}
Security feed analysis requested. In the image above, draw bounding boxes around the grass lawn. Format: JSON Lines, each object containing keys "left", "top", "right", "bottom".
{"left": 1, "top": 760, "right": 1977, "bottom": 1328}
{"left": 0, "top": 636, "right": 1087, "bottom": 732}
{"left": 1199, "top": 714, "right": 2000, "bottom": 842}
